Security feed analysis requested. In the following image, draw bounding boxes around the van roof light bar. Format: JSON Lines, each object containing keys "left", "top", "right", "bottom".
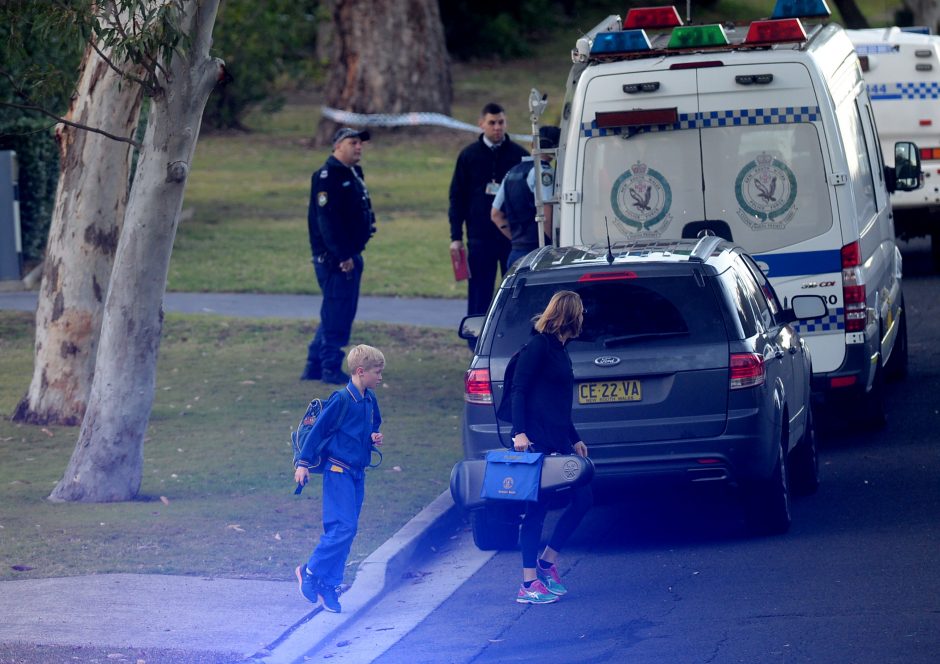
{"left": 623, "top": 6, "right": 683, "bottom": 30}
{"left": 744, "top": 18, "right": 807, "bottom": 44}
{"left": 770, "top": 0, "right": 832, "bottom": 20}
{"left": 590, "top": 29, "right": 652, "bottom": 56}
{"left": 667, "top": 24, "right": 730, "bottom": 49}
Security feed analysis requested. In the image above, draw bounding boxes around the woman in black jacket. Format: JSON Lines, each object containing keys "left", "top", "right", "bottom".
{"left": 510, "top": 290, "right": 593, "bottom": 604}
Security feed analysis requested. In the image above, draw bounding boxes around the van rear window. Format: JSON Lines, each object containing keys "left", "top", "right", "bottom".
{"left": 490, "top": 275, "right": 726, "bottom": 356}
{"left": 579, "top": 122, "right": 833, "bottom": 254}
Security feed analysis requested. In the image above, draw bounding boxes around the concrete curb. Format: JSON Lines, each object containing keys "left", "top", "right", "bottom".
{"left": 251, "top": 490, "right": 461, "bottom": 664}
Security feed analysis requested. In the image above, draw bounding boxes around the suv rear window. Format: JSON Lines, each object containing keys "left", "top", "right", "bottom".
{"left": 490, "top": 272, "right": 727, "bottom": 356}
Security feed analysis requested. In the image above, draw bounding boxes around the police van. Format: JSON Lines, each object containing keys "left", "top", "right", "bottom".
{"left": 549, "top": 0, "right": 922, "bottom": 422}
{"left": 846, "top": 27, "right": 940, "bottom": 267}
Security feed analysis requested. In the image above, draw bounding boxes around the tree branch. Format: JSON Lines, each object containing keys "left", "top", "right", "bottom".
{"left": 88, "top": 39, "right": 158, "bottom": 95}
{"left": 0, "top": 100, "right": 142, "bottom": 148}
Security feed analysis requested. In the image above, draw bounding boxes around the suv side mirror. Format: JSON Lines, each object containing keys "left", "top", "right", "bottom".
{"left": 458, "top": 315, "right": 486, "bottom": 341}
{"left": 888, "top": 141, "right": 923, "bottom": 193}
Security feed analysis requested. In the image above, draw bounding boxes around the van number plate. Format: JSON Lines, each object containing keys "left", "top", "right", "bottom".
{"left": 578, "top": 380, "right": 642, "bottom": 404}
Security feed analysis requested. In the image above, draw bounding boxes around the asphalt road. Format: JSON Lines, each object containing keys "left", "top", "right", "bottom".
{"left": 345, "top": 245, "right": 940, "bottom": 664}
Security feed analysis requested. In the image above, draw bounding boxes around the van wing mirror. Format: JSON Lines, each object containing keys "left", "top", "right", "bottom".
{"left": 789, "top": 295, "right": 828, "bottom": 321}
{"left": 891, "top": 141, "right": 923, "bottom": 192}
{"left": 458, "top": 315, "right": 486, "bottom": 341}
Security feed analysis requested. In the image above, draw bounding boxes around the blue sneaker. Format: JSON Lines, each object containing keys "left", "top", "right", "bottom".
{"left": 516, "top": 579, "right": 558, "bottom": 604}
{"left": 317, "top": 579, "right": 342, "bottom": 613}
{"left": 295, "top": 565, "right": 319, "bottom": 604}
{"left": 536, "top": 562, "right": 568, "bottom": 596}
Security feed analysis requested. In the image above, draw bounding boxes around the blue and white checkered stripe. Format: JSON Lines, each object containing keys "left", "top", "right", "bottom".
{"left": 792, "top": 308, "right": 844, "bottom": 335}
{"left": 581, "top": 106, "right": 820, "bottom": 137}
{"left": 868, "top": 82, "right": 940, "bottom": 100}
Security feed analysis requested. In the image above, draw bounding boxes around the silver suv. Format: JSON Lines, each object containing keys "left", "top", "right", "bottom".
{"left": 459, "top": 237, "right": 825, "bottom": 549}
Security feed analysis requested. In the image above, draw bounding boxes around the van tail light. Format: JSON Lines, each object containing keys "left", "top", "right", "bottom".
{"left": 730, "top": 353, "right": 765, "bottom": 390}
{"left": 464, "top": 368, "right": 493, "bottom": 404}
{"left": 841, "top": 241, "right": 867, "bottom": 333}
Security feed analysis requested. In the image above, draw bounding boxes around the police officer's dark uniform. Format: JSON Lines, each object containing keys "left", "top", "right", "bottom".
{"left": 302, "top": 128, "right": 376, "bottom": 383}
{"left": 497, "top": 126, "right": 560, "bottom": 268}
{"left": 449, "top": 133, "right": 527, "bottom": 317}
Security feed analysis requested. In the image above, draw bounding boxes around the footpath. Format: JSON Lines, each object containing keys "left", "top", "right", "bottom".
{"left": 0, "top": 290, "right": 472, "bottom": 664}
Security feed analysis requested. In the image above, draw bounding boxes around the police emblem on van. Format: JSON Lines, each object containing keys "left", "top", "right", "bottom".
{"left": 594, "top": 356, "right": 621, "bottom": 367}
{"left": 735, "top": 153, "right": 797, "bottom": 229}
{"left": 610, "top": 161, "right": 673, "bottom": 235}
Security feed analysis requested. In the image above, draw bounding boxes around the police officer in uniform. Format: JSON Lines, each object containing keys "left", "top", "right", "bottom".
{"left": 301, "top": 127, "right": 377, "bottom": 384}
{"left": 491, "top": 126, "right": 560, "bottom": 268}
{"left": 448, "top": 103, "right": 528, "bottom": 320}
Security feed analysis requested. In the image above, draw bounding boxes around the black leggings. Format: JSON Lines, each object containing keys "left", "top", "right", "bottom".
{"left": 520, "top": 483, "right": 593, "bottom": 568}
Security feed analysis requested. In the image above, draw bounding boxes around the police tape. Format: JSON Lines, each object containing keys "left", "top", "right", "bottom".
{"left": 320, "top": 107, "right": 534, "bottom": 142}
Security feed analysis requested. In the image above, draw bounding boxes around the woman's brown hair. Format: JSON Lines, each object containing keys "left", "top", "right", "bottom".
{"left": 534, "top": 290, "right": 583, "bottom": 340}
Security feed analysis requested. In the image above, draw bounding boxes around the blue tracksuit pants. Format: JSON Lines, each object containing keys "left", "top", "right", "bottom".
{"left": 306, "top": 465, "right": 365, "bottom": 587}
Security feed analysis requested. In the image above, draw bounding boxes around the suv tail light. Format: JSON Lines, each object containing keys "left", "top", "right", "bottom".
{"left": 730, "top": 353, "right": 765, "bottom": 389}
{"left": 464, "top": 368, "right": 493, "bottom": 404}
{"left": 841, "top": 241, "right": 867, "bottom": 333}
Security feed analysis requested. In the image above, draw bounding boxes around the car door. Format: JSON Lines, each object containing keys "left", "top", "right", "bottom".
{"left": 733, "top": 259, "right": 804, "bottom": 447}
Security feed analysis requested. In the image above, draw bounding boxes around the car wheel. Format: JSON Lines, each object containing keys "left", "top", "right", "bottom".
{"left": 885, "top": 303, "right": 908, "bottom": 382}
{"left": 789, "top": 407, "right": 819, "bottom": 496}
{"left": 746, "top": 434, "right": 792, "bottom": 536}
{"left": 470, "top": 505, "right": 520, "bottom": 551}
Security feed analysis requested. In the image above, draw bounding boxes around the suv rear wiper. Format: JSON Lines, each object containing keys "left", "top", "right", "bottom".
{"left": 603, "top": 330, "right": 689, "bottom": 347}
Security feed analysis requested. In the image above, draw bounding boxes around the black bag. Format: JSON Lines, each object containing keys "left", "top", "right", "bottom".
{"left": 495, "top": 342, "right": 528, "bottom": 424}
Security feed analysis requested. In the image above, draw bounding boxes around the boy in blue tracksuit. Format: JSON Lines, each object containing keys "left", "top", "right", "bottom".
{"left": 294, "top": 344, "right": 384, "bottom": 613}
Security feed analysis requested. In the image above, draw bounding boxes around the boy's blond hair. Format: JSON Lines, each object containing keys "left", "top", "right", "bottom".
{"left": 347, "top": 344, "right": 385, "bottom": 373}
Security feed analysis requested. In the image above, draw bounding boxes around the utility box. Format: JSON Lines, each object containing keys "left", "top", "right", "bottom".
{"left": 0, "top": 150, "right": 22, "bottom": 281}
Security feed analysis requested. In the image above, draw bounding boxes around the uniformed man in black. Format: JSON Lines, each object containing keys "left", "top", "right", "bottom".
{"left": 449, "top": 103, "right": 527, "bottom": 320}
{"left": 301, "top": 128, "right": 376, "bottom": 383}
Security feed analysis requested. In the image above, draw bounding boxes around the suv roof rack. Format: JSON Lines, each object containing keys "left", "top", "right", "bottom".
{"left": 690, "top": 235, "right": 723, "bottom": 262}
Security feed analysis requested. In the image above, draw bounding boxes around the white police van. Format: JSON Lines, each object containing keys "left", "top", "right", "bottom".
{"left": 846, "top": 27, "right": 940, "bottom": 267}
{"left": 550, "top": 0, "right": 922, "bottom": 423}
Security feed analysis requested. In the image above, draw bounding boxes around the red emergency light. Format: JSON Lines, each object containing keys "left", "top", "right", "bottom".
{"left": 744, "top": 18, "right": 807, "bottom": 44}
{"left": 623, "top": 6, "right": 683, "bottom": 30}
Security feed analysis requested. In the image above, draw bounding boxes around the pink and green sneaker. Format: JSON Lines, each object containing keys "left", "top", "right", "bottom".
{"left": 516, "top": 579, "right": 559, "bottom": 604}
{"left": 536, "top": 562, "right": 568, "bottom": 596}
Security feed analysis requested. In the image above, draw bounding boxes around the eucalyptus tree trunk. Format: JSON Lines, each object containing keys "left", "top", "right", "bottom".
{"left": 12, "top": 46, "right": 143, "bottom": 426}
{"left": 905, "top": 0, "right": 940, "bottom": 32}
{"left": 49, "top": 0, "right": 224, "bottom": 502}
{"left": 315, "top": 0, "right": 452, "bottom": 145}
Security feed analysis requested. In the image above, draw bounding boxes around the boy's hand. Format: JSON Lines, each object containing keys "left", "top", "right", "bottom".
{"left": 371, "top": 432, "right": 383, "bottom": 447}
{"left": 294, "top": 466, "right": 309, "bottom": 486}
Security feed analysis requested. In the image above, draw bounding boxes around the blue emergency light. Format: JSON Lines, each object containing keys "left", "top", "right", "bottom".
{"left": 771, "top": 0, "right": 832, "bottom": 20}
{"left": 590, "top": 29, "right": 652, "bottom": 56}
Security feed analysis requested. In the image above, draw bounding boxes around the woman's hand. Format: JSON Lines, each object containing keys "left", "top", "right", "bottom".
{"left": 512, "top": 433, "right": 532, "bottom": 451}
{"left": 573, "top": 441, "right": 588, "bottom": 458}
{"left": 294, "top": 466, "right": 309, "bottom": 486}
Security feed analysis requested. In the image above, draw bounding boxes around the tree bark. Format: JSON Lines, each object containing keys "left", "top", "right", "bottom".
{"left": 905, "top": 0, "right": 940, "bottom": 33}
{"left": 831, "top": 0, "right": 869, "bottom": 29}
{"left": 315, "top": 0, "right": 452, "bottom": 145}
{"left": 11, "top": 46, "right": 143, "bottom": 426}
{"left": 49, "top": 0, "right": 223, "bottom": 502}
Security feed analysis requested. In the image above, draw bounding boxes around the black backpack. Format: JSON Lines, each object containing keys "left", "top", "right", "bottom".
{"left": 495, "top": 342, "right": 530, "bottom": 447}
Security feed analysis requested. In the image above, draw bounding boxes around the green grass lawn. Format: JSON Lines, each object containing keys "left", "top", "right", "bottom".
{"left": 0, "top": 312, "right": 468, "bottom": 583}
